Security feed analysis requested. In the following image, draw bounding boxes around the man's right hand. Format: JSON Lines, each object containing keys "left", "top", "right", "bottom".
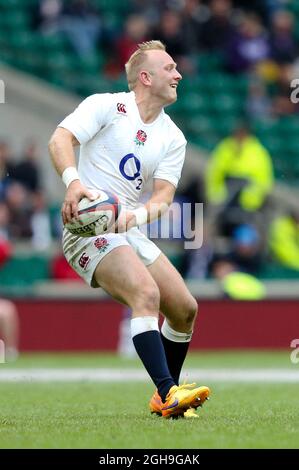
{"left": 61, "top": 180, "right": 97, "bottom": 225}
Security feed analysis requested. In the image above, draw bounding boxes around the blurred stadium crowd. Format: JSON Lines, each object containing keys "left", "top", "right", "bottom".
{"left": 1, "top": 0, "right": 299, "bottom": 294}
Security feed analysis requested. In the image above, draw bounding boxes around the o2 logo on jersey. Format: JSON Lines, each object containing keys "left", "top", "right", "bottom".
{"left": 119, "top": 153, "right": 143, "bottom": 190}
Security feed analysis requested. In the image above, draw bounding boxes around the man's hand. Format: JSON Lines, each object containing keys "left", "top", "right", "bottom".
{"left": 61, "top": 181, "right": 97, "bottom": 225}
{"left": 114, "top": 210, "right": 137, "bottom": 233}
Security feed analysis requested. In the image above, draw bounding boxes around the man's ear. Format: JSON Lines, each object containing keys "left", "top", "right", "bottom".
{"left": 139, "top": 70, "right": 152, "bottom": 86}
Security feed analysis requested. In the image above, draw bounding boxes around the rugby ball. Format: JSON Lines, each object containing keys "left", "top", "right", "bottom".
{"left": 65, "top": 190, "right": 120, "bottom": 237}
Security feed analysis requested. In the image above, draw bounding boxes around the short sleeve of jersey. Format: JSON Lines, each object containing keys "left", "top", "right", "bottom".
{"left": 153, "top": 133, "right": 186, "bottom": 188}
{"left": 58, "top": 93, "right": 114, "bottom": 144}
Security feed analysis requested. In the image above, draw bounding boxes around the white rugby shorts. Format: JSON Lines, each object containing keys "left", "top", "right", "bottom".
{"left": 62, "top": 227, "right": 161, "bottom": 287}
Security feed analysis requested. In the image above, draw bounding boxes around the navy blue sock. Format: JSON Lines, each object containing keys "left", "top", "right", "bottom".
{"left": 132, "top": 330, "right": 175, "bottom": 402}
{"left": 161, "top": 335, "right": 190, "bottom": 385}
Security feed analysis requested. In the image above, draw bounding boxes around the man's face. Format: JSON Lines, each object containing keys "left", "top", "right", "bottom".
{"left": 142, "top": 50, "right": 182, "bottom": 106}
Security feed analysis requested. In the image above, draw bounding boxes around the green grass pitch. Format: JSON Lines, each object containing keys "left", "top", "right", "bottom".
{"left": 0, "top": 351, "right": 298, "bottom": 449}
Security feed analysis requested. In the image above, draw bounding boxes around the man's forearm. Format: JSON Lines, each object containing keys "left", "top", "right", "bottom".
{"left": 140, "top": 187, "right": 174, "bottom": 224}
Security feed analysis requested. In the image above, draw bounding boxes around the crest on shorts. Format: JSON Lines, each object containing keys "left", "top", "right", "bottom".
{"left": 94, "top": 237, "right": 109, "bottom": 252}
{"left": 134, "top": 129, "right": 147, "bottom": 146}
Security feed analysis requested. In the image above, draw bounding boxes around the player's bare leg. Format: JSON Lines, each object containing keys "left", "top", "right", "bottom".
{"left": 93, "top": 245, "right": 160, "bottom": 316}
{"left": 148, "top": 252, "right": 198, "bottom": 333}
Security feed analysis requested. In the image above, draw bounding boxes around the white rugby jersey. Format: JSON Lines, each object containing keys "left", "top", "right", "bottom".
{"left": 58, "top": 91, "right": 186, "bottom": 209}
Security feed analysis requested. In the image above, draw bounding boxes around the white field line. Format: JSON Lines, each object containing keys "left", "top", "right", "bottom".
{"left": 0, "top": 368, "right": 299, "bottom": 383}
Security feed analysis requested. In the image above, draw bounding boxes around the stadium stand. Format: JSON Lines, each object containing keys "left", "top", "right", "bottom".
{"left": 1, "top": 0, "right": 299, "bottom": 295}
{"left": 1, "top": 1, "right": 299, "bottom": 184}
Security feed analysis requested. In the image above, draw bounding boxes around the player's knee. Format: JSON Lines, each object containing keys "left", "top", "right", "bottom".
{"left": 183, "top": 296, "right": 198, "bottom": 328}
{"left": 134, "top": 282, "right": 160, "bottom": 314}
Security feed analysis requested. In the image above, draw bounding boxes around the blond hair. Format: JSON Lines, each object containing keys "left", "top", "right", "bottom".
{"left": 125, "top": 40, "right": 166, "bottom": 91}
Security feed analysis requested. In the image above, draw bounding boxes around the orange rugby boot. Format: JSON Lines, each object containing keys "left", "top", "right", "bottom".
{"left": 149, "top": 390, "right": 163, "bottom": 416}
{"left": 161, "top": 383, "right": 211, "bottom": 419}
